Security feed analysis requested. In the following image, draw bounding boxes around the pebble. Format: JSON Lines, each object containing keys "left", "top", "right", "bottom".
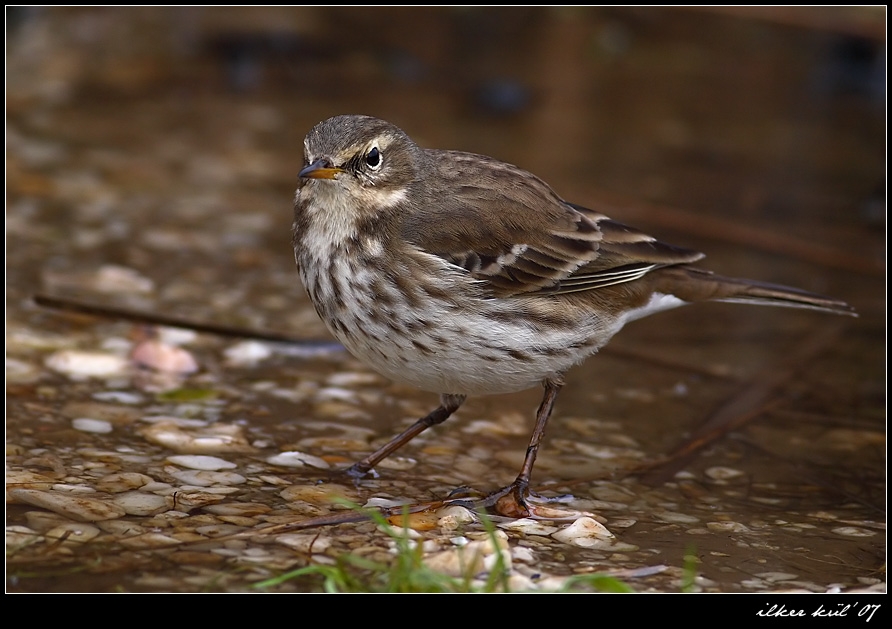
{"left": 653, "top": 510, "right": 701, "bottom": 524}
{"left": 168, "top": 492, "right": 227, "bottom": 509}
{"left": 72, "top": 417, "right": 114, "bottom": 434}
{"left": 92, "top": 264, "right": 154, "bottom": 294}
{"left": 119, "top": 532, "right": 184, "bottom": 549}
{"left": 45, "top": 350, "right": 129, "bottom": 379}
{"left": 552, "top": 517, "right": 615, "bottom": 548}
{"left": 5, "top": 357, "right": 41, "bottom": 383}
{"left": 139, "top": 421, "right": 256, "bottom": 454}
{"left": 44, "top": 522, "right": 102, "bottom": 543}
{"left": 375, "top": 456, "right": 417, "bottom": 471}
{"left": 705, "top": 466, "right": 746, "bottom": 481}
{"left": 166, "top": 469, "right": 247, "bottom": 487}
{"left": 831, "top": 527, "right": 876, "bottom": 537}
{"left": 706, "top": 521, "right": 751, "bottom": 533}
{"left": 224, "top": 340, "right": 272, "bottom": 366}
{"left": 279, "top": 483, "right": 356, "bottom": 505}
{"left": 9, "top": 488, "right": 126, "bottom": 522}
{"left": 325, "top": 372, "right": 382, "bottom": 387}
{"left": 204, "top": 502, "right": 271, "bottom": 517}
{"left": 109, "top": 491, "right": 171, "bottom": 516}
{"left": 7, "top": 525, "right": 42, "bottom": 550}
{"left": 266, "top": 451, "right": 330, "bottom": 469}
{"left": 130, "top": 340, "right": 199, "bottom": 374}
{"left": 499, "top": 518, "right": 560, "bottom": 537}
{"left": 423, "top": 532, "right": 511, "bottom": 577}
{"left": 167, "top": 455, "right": 237, "bottom": 471}
{"left": 94, "top": 472, "right": 156, "bottom": 493}
{"left": 5, "top": 469, "right": 57, "bottom": 489}
{"left": 436, "top": 505, "right": 477, "bottom": 531}
{"left": 275, "top": 533, "right": 334, "bottom": 554}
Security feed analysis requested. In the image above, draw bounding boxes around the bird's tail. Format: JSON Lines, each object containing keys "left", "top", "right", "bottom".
{"left": 656, "top": 266, "right": 857, "bottom": 316}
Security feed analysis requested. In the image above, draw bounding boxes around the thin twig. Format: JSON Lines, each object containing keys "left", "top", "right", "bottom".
{"left": 32, "top": 293, "right": 327, "bottom": 346}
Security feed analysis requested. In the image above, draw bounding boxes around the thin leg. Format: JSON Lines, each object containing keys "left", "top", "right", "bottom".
{"left": 345, "top": 393, "right": 466, "bottom": 479}
{"left": 491, "top": 378, "right": 563, "bottom": 517}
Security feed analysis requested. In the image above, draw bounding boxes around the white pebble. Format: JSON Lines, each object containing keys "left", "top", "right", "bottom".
{"left": 831, "top": 527, "right": 876, "bottom": 537}
{"left": 706, "top": 521, "right": 751, "bottom": 533}
{"left": 167, "top": 455, "right": 237, "bottom": 471}
{"left": 224, "top": 340, "right": 272, "bottom": 366}
{"left": 72, "top": 418, "right": 114, "bottom": 434}
{"left": 499, "top": 518, "right": 560, "bottom": 536}
{"left": 94, "top": 265, "right": 154, "bottom": 294}
{"left": 552, "top": 517, "right": 615, "bottom": 547}
{"left": 705, "top": 466, "right": 746, "bottom": 481}
{"left": 167, "top": 469, "right": 247, "bottom": 487}
{"left": 276, "top": 533, "right": 333, "bottom": 554}
{"left": 45, "top": 350, "right": 129, "bottom": 378}
{"left": 266, "top": 451, "right": 330, "bottom": 469}
{"left": 92, "top": 391, "right": 144, "bottom": 404}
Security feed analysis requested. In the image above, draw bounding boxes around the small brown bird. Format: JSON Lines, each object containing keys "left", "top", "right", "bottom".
{"left": 292, "top": 114, "right": 855, "bottom": 518}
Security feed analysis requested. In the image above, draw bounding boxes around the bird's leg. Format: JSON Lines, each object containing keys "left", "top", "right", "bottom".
{"left": 345, "top": 393, "right": 466, "bottom": 479}
{"left": 490, "top": 378, "right": 563, "bottom": 518}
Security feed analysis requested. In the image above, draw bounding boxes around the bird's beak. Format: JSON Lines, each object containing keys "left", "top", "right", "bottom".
{"left": 299, "top": 159, "right": 344, "bottom": 180}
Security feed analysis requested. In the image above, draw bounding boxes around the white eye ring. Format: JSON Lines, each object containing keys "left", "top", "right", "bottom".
{"left": 365, "top": 146, "right": 382, "bottom": 170}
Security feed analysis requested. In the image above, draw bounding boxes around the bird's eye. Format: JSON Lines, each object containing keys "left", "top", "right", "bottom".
{"left": 365, "top": 146, "right": 382, "bottom": 170}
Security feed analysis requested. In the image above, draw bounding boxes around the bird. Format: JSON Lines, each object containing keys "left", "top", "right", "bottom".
{"left": 292, "top": 114, "right": 856, "bottom": 518}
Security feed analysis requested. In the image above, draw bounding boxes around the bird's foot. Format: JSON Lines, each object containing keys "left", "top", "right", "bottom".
{"left": 462, "top": 482, "right": 582, "bottom": 520}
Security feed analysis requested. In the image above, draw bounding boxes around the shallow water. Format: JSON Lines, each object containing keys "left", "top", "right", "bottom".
{"left": 6, "top": 7, "right": 885, "bottom": 593}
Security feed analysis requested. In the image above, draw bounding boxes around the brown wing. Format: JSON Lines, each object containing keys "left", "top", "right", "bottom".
{"left": 401, "top": 150, "right": 703, "bottom": 297}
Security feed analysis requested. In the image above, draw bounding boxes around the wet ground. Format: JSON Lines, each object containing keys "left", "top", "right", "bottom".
{"left": 5, "top": 7, "right": 886, "bottom": 593}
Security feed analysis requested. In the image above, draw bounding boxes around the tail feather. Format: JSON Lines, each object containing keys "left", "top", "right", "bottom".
{"left": 656, "top": 266, "right": 857, "bottom": 317}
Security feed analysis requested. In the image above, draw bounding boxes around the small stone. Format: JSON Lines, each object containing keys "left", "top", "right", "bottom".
{"left": 72, "top": 418, "right": 114, "bottom": 434}
{"left": 266, "top": 451, "right": 330, "bottom": 469}
{"left": 7, "top": 525, "right": 42, "bottom": 551}
{"left": 705, "top": 466, "right": 746, "bottom": 481}
{"left": 166, "top": 455, "right": 237, "bottom": 471}
{"left": 224, "top": 340, "right": 272, "bottom": 366}
{"left": 499, "top": 518, "right": 560, "bottom": 537}
{"left": 93, "top": 265, "right": 154, "bottom": 294}
{"left": 204, "top": 502, "right": 271, "bottom": 517}
{"left": 131, "top": 340, "right": 198, "bottom": 374}
{"left": 167, "top": 469, "right": 246, "bottom": 487}
{"left": 831, "top": 527, "right": 876, "bottom": 537}
{"left": 552, "top": 517, "right": 615, "bottom": 548}
{"left": 436, "top": 505, "right": 477, "bottom": 531}
{"left": 654, "top": 510, "right": 701, "bottom": 524}
{"left": 9, "top": 488, "right": 126, "bottom": 522}
{"left": 118, "top": 532, "right": 183, "bottom": 549}
{"left": 44, "top": 522, "right": 101, "bottom": 543}
{"left": 109, "top": 491, "right": 171, "bottom": 516}
{"left": 279, "top": 483, "right": 356, "bottom": 505}
{"left": 706, "top": 521, "right": 751, "bottom": 533}
{"left": 45, "top": 350, "right": 129, "bottom": 379}
{"left": 424, "top": 532, "right": 511, "bottom": 577}
{"left": 276, "top": 533, "right": 333, "bottom": 554}
{"left": 138, "top": 421, "right": 256, "bottom": 454}
{"left": 95, "top": 472, "right": 156, "bottom": 493}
